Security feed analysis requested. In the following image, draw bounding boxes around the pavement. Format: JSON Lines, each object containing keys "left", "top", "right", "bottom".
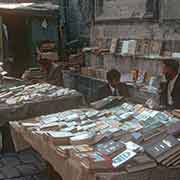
{"left": 0, "top": 148, "right": 50, "bottom": 180}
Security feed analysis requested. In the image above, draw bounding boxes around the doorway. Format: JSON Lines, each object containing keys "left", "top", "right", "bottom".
{"left": 3, "top": 14, "right": 31, "bottom": 77}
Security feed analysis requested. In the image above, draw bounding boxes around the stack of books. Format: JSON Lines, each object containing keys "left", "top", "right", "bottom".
{"left": 144, "top": 135, "right": 180, "bottom": 167}
{"left": 0, "top": 83, "right": 77, "bottom": 105}
{"left": 125, "top": 153, "right": 157, "bottom": 172}
{"left": 172, "top": 109, "right": 180, "bottom": 119}
{"left": 90, "top": 96, "right": 124, "bottom": 110}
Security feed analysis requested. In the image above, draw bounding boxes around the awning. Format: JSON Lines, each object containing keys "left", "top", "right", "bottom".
{"left": 0, "top": 2, "right": 59, "bottom": 17}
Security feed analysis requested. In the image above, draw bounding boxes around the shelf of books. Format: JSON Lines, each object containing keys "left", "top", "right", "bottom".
{"left": 10, "top": 97, "right": 180, "bottom": 180}
{"left": 80, "top": 39, "right": 180, "bottom": 85}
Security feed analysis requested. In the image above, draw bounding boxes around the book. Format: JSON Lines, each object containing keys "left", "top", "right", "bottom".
{"left": 149, "top": 40, "right": 162, "bottom": 56}
{"left": 70, "top": 144, "right": 94, "bottom": 159}
{"left": 125, "top": 154, "right": 157, "bottom": 173}
{"left": 21, "top": 122, "right": 41, "bottom": 128}
{"left": 135, "top": 39, "right": 150, "bottom": 56}
{"left": 131, "top": 132, "right": 143, "bottom": 143}
{"left": 95, "top": 140, "right": 126, "bottom": 158}
{"left": 110, "top": 38, "right": 118, "bottom": 54}
{"left": 39, "top": 122, "right": 60, "bottom": 131}
{"left": 172, "top": 109, "right": 180, "bottom": 118}
{"left": 57, "top": 145, "right": 74, "bottom": 157}
{"left": 121, "top": 40, "right": 136, "bottom": 55}
{"left": 121, "top": 40, "right": 129, "bottom": 55}
{"left": 116, "top": 39, "right": 123, "bottom": 54}
{"left": 112, "top": 149, "right": 136, "bottom": 168}
{"left": 144, "top": 135, "right": 180, "bottom": 162}
{"left": 125, "top": 141, "right": 143, "bottom": 153}
{"left": 70, "top": 132, "right": 95, "bottom": 145}
{"left": 164, "top": 150, "right": 180, "bottom": 167}
{"left": 74, "top": 151, "right": 113, "bottom": 170}
{"left": 162, "top": 149, "right": 180, "bottom": 166}
{"left": 143, "top": 127, "right": 167, "bottom": 142}
{"left": 47, "top": 131, "right": 73, "bottom": 145}
{"left": 72, "top": 144, "right": 94, "bottom": 153}
{"left": 171, "top": 157, "right": 180, "bottom": 167}
{"left": 77, "top": 123, "right": 97, "bottom": 131}
{"left": 120, "top": 121, "right": 143, "bottom": 132}
{"left": 90, "top": 96, "right": 123, "bottom": 110}
{"left": 40, "top": 116, "right": 59, "bottom": 124}
{"left": 168, "top": 122, "right": 180, "bottom": 137}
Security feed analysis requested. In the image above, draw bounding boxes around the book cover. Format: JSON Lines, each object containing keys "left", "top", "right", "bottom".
{"left": 112, "top": 149, "right": 136, "bottom": 168}
{"left": 70, "top": 132, "right": 95, "bottom": 145}
{"left": 95, "top": 140, "right": 126, "bottom": 158}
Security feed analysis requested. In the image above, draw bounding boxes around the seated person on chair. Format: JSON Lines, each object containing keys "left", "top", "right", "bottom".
{"left": 97, "top": 69, "right": 129, "bottom": 100}
{"left": 160, "top": 60, "right": 180, "bottom": 109}
{"left": 38, "top": 58, "right": 63, "bottom": 86}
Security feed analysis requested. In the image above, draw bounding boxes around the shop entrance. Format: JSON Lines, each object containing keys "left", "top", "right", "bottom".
{"left": 3, "top": 15, "right": 31, "bottom": 77}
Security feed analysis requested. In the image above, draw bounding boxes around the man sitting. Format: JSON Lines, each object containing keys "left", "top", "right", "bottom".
{"left": 160, "top": 60, "right": 180, "bottom": 109}
{"left": 38, "top": 58, "right": 63, "bottom": 86}
{"left": 97, "top": 69, "right": 129, "bottom": 100}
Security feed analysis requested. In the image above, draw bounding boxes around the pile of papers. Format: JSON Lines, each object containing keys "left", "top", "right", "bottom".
{"left": 15, "top": 101, "right": 180, "bottom": 171}
{"left": 0, "top": 83, "right": 77, "bottom": 105}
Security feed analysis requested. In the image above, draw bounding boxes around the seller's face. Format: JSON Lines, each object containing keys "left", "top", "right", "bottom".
{"left": 163, "top": 65, "right": 175, "bottom": 81}
{"left": 109, "top": 79, "right": 119, "bottom": 88}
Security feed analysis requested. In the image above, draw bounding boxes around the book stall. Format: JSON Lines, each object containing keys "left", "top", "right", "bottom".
{"left": 63, "top": 39, "right": 180, "bottom": 105}
{"left": 0, "top": 62, "right": 25, "bottom": 88}
{"left": 0, "top": 83, "right": 84, "bottom": 126}
{"left": 63, "top": 71, "right": 159, "bottom": 104}
{"left": 10, "top": 97, "right": 180, "bottom": 180}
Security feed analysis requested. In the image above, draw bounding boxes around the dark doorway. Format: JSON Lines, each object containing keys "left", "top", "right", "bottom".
{"left": 3, "top": 15, "right": 31, "bottom": 77}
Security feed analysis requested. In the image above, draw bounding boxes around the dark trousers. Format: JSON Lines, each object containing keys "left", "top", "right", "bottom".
{"left": 0, "top": 122, "right": 15, "bottom": 153}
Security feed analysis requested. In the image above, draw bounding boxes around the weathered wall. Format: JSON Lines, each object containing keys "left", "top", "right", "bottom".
{"left": 92, "top": 0, "right": 180, "bottom": 44}
{"left": 65, "top": 0, "right": 92, "bottom": 43}
{"left": 95, "top": 0, "right": 147, "bottom": 19}
{"left": 90, "top": 0, "right": 180, "bottom": 76}
{"left": 91, "top": 22, "right": 180, "bottom": 45}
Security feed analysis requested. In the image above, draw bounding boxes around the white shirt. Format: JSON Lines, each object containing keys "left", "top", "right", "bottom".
{"left": 109, "top": 85, "right": 115, "bottom": 94}
{"left": 109, "top": 85, "right": 120, "bottom": 96}
{"left": 168, "top": 75, "right": 178, "bottom": 105}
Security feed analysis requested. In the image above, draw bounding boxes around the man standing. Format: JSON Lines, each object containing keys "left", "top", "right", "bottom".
{"left": 160, "top": 60, "right": 180, "bottom": 109}
{"left": 97, "top": 69, "right": 129, "bottom": 100}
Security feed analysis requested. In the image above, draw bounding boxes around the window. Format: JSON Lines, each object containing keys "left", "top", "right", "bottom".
{"left": 145, "top": 0, "right": 159, "bottom": 18}
{"left": 96, "top": 0, "right": 104, "bottom": 16}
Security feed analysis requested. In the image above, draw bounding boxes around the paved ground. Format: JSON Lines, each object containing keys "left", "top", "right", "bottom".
{"left": 0, "top": 149, "right": 50, "bottom": 180}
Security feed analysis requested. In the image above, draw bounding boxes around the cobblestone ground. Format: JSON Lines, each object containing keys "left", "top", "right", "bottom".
{"left": 0, "top": 149, "right": 50, "bottom": 180}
